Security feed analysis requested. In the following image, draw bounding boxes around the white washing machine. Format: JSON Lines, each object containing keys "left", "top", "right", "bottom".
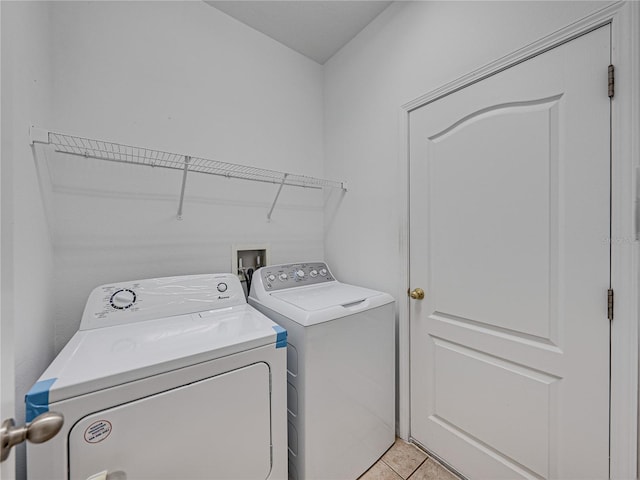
{"left": 26, "top": 274, "right": 287, "bottom": 480}
{"left": 249, "top": 262, "right": 395, "bottom": 480}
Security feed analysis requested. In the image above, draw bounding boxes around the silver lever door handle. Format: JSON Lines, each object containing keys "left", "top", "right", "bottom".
{"left": 1, "top": 412, "right": 64, "bottom": 462}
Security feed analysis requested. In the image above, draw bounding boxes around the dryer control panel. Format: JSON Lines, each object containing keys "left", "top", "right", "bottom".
{"left": 258, "top": 262, "right": 335, "bottom": 291}
{"left": 80, "top": 273, "right": 246, "bottom": 330}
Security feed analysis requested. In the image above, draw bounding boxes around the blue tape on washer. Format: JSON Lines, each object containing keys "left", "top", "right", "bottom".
{"left": 25, "top": 378, "right": 57, "bottom": 422}
{"left": 272, "top": 325, "right": 287, "bottom": 348}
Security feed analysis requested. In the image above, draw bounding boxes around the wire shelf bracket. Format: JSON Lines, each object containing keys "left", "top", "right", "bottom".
{"left": 29, "top": 126, "right": 347, "bottom": 220}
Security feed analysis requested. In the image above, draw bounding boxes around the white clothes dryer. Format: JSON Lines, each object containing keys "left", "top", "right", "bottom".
{"left": 249, "top": 262, "right": 395, "bottom": 480}
{"left": 26, "top": 274, "right": 287, "bottom": 480}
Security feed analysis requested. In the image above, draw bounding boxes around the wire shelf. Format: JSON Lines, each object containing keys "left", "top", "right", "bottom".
{"left": 30, "top": 127, "right": 346, "bottom": 220}
{"left": 47, "top": 131, "right": 344, "bottom": 190}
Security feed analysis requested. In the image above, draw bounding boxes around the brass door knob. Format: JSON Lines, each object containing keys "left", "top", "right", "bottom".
{"left": 409, "top": 288, "right": 425, "bottom": 300}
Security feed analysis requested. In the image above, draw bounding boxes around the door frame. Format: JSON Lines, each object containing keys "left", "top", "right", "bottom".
{"left": 397, "top": 2, "right": 640, "bottom": 478}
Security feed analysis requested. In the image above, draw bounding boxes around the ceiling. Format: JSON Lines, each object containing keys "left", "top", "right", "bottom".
{"left": 205, "top": 1, "right": 393, "bottom": 64}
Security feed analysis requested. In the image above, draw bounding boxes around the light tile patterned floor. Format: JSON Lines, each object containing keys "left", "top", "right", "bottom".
{"left": 359, "top": 438, "right": 461, "bottom": 480}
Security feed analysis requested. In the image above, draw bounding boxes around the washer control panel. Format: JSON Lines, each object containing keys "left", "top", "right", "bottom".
{"left": 259, "top": 262, "right": 334, "bottom": 291}
{"left": 110, "top": 288, "right": 137, "bottom": 310}
{"left": 80, "top": 273, "right": 245, "bottom": 330}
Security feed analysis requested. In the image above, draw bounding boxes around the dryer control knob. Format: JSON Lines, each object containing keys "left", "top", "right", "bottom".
{"left": 110, "top": 289, "right": 136, "bottom": 310}
{"left": 319, "top": 268, "right": 328, "bottom": 276}
{"left": 267, "top": 274, "right": 276, "bottom": 282}
{"left": 279, "top": 273, "right": 288, "bottom": 281}
{"left": 309, "top": 269, "right": 318, "bottom": 277}
{"left": 296, "top": 269, "right": 305, "bottom": 279}
{"left": 217, "top": 282, "right": 228, "bottom": 293}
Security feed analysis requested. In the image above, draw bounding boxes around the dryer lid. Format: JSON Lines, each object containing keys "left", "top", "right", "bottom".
{"left": 28, "top": 304, "right": 282, "bottom": 407}
{"left": 270, "top": 283, "right": 383, "bottom": 311}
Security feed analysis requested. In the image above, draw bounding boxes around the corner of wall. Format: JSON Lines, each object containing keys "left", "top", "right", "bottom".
{"left": 2, "top": 1, "right": 56, "bottom": 478}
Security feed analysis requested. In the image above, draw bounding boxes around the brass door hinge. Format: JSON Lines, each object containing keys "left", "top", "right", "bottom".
{"left": 607, "top": 288, "right": 614, "bottom": 321}
{"left": 608, "top": 65, "right": 615, "bottom": 98}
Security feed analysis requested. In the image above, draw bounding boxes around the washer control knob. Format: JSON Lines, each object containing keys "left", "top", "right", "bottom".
{"left": 309, "top": 269, "right": 318, "bottom": 277}
{"left": 319, "top": 268, "right": 328, "bottom": 276}
{"left": 279, "top": 273, "right": 288, "bottom": 281}
{"left": 296, "top": 269, "right": 305, "bottom": 279}
{"left": 110, "top": 289, "right": 136, "bottom": 310}
{"left": 267, "top": 274, "right": 276, "bottom": 282}
{"left": 217, "top": 282, "right": 228, "bottom": 293}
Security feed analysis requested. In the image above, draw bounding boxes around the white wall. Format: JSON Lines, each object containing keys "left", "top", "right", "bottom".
{"left": 1, "top": 1, "right": 55, "bottom": 477}
{"left": 47, "top": 1, "right": 325, "bottom": 351}
{"left": 323, "top": 0, "right": 613, "bottom": 294}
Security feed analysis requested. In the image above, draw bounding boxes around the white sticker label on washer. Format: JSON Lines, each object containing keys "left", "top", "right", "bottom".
{"left": 84, "top": 420, "right": 112, "bottom": 443}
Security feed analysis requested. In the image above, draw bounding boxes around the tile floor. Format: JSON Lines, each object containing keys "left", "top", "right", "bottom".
{"left": 359, "top": 438, "right": 461, "bottom": 480}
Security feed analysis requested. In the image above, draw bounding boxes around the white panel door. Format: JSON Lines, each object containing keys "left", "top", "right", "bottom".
{"left": 409, "top": 26, "right": 610, "bottom": 479}
{"left": 0, "top": 1, "right": 14, "bottom": 473}
{"left": 69, "top": 363, "right": 272, "bottom": 480}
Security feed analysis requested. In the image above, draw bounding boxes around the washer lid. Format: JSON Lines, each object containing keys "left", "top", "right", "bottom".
{"left": 28, "top": 304, "right": 282, "bottom": 407}
{"left": 270, "top": 283, "right": 382, "bottom": 311}
{"left": 257, "top": 282, "right": 395, "bottom": 327}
